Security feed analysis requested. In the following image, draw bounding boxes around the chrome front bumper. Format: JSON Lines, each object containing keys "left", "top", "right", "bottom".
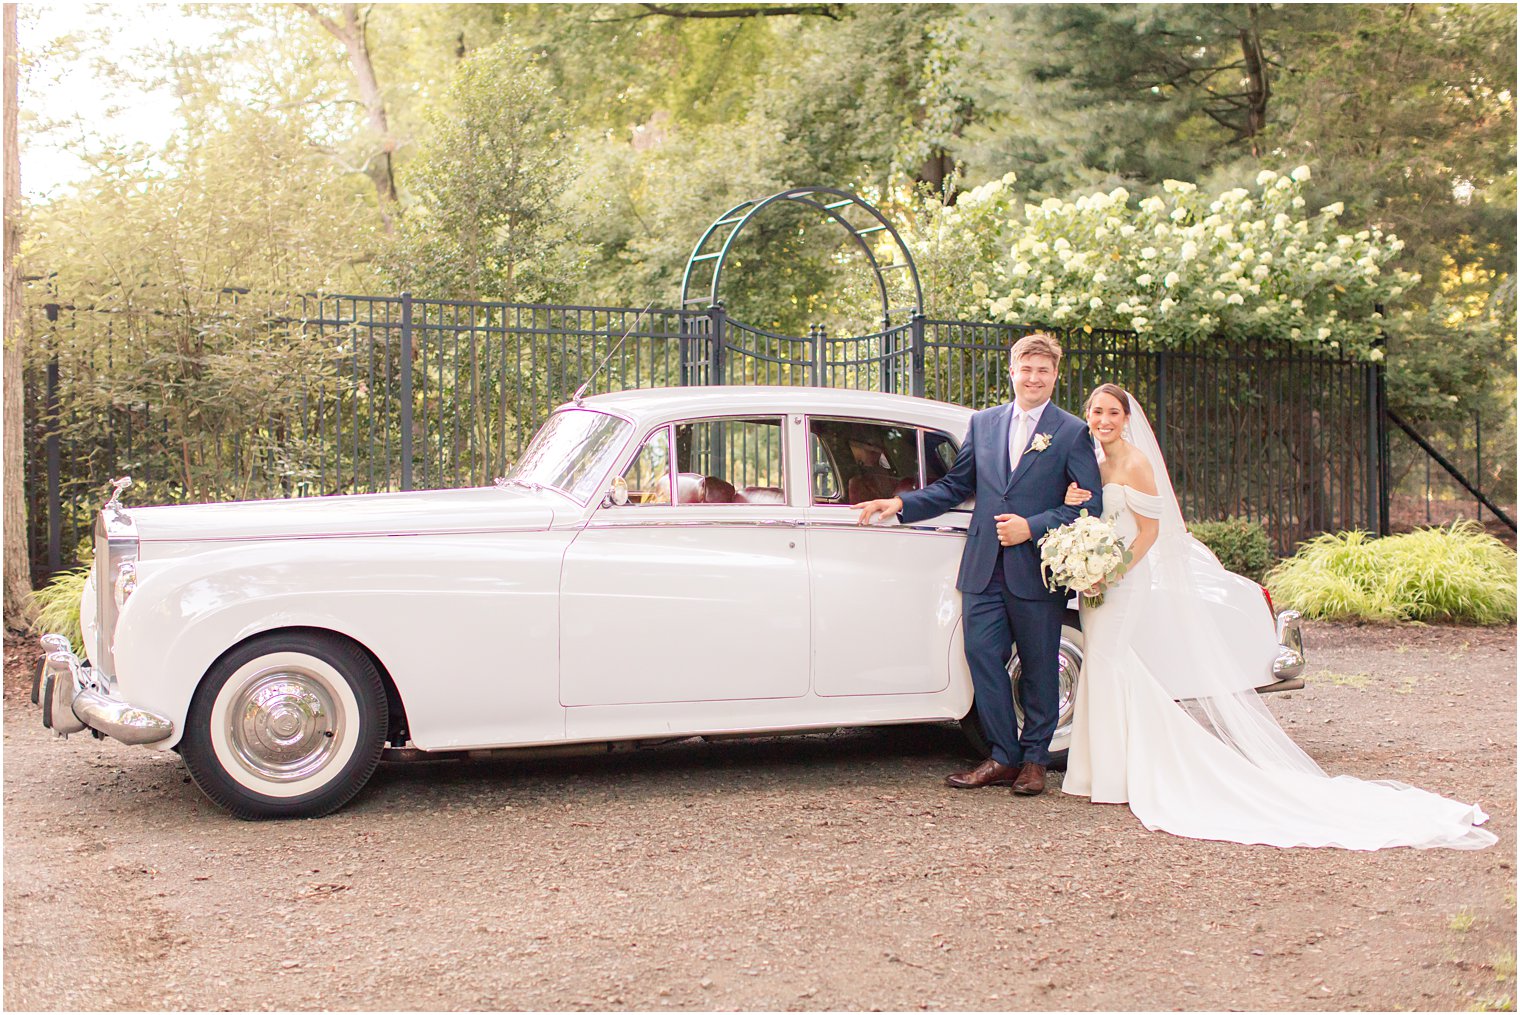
{"left": 33, "top": 635, "right": 174, "bottom": 747}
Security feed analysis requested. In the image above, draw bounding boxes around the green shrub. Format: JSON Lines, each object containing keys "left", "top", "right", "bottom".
{"left": 1188, "top": 516, "right": 1275, "bottom": 581}
{"left": 1266, "top": 522, "right": 1517, "bottom": 624}
{"left": 30, "top": 562, "right": 91, "bottom": 656}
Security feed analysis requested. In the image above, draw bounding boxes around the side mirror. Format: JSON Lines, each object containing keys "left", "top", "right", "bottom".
{"left": 603, "top": 476, "right": 630, "bottom": 508}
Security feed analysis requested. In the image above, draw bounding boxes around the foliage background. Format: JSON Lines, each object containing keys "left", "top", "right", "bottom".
{"left": 15, "top": 2, "right": 1516, "bottom": 525}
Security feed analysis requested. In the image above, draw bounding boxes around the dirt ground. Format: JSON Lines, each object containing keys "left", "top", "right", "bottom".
{"left": 4, "top": 621, "right": 1515, "bottom": 1012}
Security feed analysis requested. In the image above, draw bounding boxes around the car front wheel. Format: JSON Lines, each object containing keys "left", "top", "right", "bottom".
{"left": 959, "top": 611, "right": 1083, "bottom": 771}
{"left": 181, "top": 632, "right": 387, "bottom": 820}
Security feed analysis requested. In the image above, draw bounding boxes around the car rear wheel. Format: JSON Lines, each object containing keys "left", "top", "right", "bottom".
{"left": 959, "top": 611, "right": 1083, "bottom": 771}
{"left": 181, "top": 632, "right": 387, "bottom": 820}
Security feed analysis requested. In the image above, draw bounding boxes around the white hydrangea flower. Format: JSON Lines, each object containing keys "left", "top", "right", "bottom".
{"left": 1136, "top": 273, "right": 1153, "bottom": 287}
{"left": 1164, "top": 271, "right": 1181, "bottom": 287}
{"left": 1227, "top": 293, "right": 1245, "bottom": 305}
{"left": 1291, "top": 165, "right": 1312, "bottom": 182}
{"left": 1256, "top": 169, "right": 1278, "bottom": 186}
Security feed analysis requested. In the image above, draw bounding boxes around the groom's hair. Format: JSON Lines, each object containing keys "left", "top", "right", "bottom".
{"left": 1009, "top": 332, "right": 1063, "bottom": 369}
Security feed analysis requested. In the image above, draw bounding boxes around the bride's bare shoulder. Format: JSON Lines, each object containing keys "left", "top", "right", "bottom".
{"left": 1117, "top": 448, "right": 1158, "bottom": 495}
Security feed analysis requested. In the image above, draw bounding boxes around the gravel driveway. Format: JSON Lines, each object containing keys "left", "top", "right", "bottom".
{"left": 5, "top": 621, "right": 1515, "bottom": 1011}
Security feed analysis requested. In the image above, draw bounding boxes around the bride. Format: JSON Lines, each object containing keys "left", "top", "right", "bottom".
{"left": 1058, "top": 383, "right": 1496, "bottom": 850}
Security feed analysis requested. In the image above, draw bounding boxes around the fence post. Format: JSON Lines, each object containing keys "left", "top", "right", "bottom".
{"left": 910, "top": 313, "right": 925, "bottom": 398}
{"left": 708, "top": 304, "right": 726, "bottom": 385}
{"left": 399, "top": 292, "right": 414, "bottom": 491}
{"left": 679, "top": 312, "right": 693, "bottom": 386}
{"left": 808, "top": 325, "right": 821, "bottom": 387}
{"left": 1474, "top": 409, "right": 1482, "bottom": 523}
{"left": 1153, "top": 349, "right": 1168, "bottom": 460}
{"left": 45, "top": 350, "right": 60, "bottom": 574}
{"left": 1366, "top": 363, "right": 1380, "bottom": 533}
{"left": 1376, "top": 361, "right": 1390, "bottom": 535}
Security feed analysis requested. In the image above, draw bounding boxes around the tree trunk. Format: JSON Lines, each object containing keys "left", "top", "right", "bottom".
{"left": 3, "top": 2, "right": 35, "bottom": 631}
{"left": 1238, "top": 5, "right": 1270, "bottom": 156}
{"left": 299, "top": 3, "right": 399, "bottom": 232}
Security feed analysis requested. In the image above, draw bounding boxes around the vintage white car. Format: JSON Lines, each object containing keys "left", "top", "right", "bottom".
{"left": 36, "top": 387, "right": 1305, "bottom": 819}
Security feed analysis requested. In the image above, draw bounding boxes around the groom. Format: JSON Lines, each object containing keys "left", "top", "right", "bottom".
{"left": 856, "top": 333, "right": 1103, "bottom": 796}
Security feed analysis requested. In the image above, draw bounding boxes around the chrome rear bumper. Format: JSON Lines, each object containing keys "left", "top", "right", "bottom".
{"left": 1271, "top": 610, "right": 1305, "bottom": 679}
{"left": 1255, "top": 610, "right": 1307, "bottom": 694}
{"left": 34, "top": 637, "right": 174, "bottom": 747}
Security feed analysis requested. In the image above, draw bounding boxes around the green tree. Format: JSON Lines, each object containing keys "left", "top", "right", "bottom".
{"left": 383, "top": 38, "right": 576, "bottom": 302}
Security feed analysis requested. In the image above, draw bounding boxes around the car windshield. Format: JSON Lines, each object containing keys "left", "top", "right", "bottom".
{"left": 505, "top": 409, "right": 631, "bottom": 503}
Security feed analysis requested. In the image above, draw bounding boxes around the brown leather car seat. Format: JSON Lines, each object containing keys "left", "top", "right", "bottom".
{"left": 743, "top": 486, "right": 785, "bottom": 505}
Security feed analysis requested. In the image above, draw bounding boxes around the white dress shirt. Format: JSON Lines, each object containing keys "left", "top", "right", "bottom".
{"left": 1009, "top": 399, "right": 1050, "bottom": 475}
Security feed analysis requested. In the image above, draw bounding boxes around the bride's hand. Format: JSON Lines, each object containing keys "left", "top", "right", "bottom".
{"left": 1064, "top": 482, "right": 1093, "bottom": 507}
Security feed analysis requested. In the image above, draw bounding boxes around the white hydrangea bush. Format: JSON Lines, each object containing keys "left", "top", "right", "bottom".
{"left": 910, "top": 168, "right": 1417, "bottom": 362}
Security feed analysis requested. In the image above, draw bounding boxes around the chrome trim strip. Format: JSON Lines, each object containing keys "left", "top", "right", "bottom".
{"left": 804, "top": 519, "right": 966, "bottom": 533}
{"left": 138, "top": 523, "right": 556, "bottom": 544}
{"left": 584, "top": 519, "right": 804, "bottom": 530}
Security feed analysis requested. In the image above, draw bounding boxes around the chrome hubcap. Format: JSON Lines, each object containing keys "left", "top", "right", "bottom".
{"left": 1010, "top": 637, "right": 1083, "bottom": 738}
{"left": 227, "top": 668, "right": 344, "bottom": 782}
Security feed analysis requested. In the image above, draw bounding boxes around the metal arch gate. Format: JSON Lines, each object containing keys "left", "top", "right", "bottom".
{"left": 677, "top": 187, "right": 924, "bottom": 396}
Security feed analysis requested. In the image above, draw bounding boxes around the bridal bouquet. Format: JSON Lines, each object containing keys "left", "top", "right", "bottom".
{"left": 1037, "top": 510, "right": 1132, "bottom": 607}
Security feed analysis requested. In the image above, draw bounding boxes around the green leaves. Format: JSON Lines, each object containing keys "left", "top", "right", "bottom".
{"left": 1265, "top": 522, "right": 1518, "bottom": 624}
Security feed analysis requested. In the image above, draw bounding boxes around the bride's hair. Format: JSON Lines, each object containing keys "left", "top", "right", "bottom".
{"left": 1084, "top": 382, "right": 1132, "bottom": 416}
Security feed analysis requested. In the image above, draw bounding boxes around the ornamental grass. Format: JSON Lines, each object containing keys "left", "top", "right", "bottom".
{"left": 30, "top": 562, "right": 91, "bottom": 655}
{"left": 1266, "top": 522, "right": 1517, "bottom": 624}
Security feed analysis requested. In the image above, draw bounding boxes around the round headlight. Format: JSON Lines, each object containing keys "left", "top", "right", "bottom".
{"left": 113, "top": 561, "right": 138, "bottom": 608}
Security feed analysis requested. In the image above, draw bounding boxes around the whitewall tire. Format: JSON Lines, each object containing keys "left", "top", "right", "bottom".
{"left": 181, "top": 632, "right": 387, "bottom": 819}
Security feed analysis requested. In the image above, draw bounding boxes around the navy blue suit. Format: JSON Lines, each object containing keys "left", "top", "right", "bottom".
{"left": 900, "top": 402, "right": 1103, "bottom": 767}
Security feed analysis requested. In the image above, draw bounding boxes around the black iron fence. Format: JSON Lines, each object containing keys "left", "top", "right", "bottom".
{"left": 1385, "top": 409, "right": 1515, "bottom": 536}
{"left": 25, "top": 289, "right": 1395, "bottom": 577}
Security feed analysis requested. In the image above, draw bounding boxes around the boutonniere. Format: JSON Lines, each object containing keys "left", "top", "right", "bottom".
{"left": 1029, "top": 433, "right": 1053, "bottom": 453}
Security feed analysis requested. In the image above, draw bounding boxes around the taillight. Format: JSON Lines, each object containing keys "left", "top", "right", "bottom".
{"left": 1260, "top": 584, "right": 1275, "bottom": 616}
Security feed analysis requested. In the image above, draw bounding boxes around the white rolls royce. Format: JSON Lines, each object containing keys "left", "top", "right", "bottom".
{"left": 35, "top": 387, "right": 1305, "bottom": 819}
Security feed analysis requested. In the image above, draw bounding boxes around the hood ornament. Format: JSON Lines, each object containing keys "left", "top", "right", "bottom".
{"left": 104, "top": 476, "right": 132, "bottom": 521}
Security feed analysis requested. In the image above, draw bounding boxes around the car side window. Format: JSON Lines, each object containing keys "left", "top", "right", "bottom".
{"left": 808, "top": 419, "right": 921, "bottom": 505}
{"left": 924, "top": 430, "right": 958, "bottom": 486}
{"left": 672, "top": 417, "right": 787, "bottom": 505}
{"left": 619, "top": 426, "right": 674, "bottom": 505}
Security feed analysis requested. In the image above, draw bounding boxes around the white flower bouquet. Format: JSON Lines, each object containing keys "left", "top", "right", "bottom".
{"left": 1037, "top": 510, "right": 1132, "bottom": 607}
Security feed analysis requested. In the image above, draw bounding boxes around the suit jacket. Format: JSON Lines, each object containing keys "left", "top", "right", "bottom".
{"left": 899, "top": 402, "right": 1104, "bottom": 599}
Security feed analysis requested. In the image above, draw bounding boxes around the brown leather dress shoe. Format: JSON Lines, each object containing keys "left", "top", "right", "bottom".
{"left": 945, "top": 758, "right": 1017, "bottom": 789}
{"left": 1011, "top": 762, "right": 1047, "bottom": 796}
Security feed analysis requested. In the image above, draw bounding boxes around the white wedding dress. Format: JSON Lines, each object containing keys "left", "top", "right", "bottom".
{"left": 1062, "top": 428, "right": 1497, "bottom": 851}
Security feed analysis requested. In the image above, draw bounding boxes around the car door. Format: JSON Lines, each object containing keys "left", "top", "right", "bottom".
{"left": 803, "top": 416, "right": 969, "bottom": 697}
{"left": 558, "top": 415, "right": 811, "bottom": 708}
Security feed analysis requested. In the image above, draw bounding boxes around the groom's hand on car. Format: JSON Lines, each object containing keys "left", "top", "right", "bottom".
{"left": 995, "top": 513, "right": 1031, "bottom": 546}
{"left": 855, "top": 496, "right": 904, "bottom": 526}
